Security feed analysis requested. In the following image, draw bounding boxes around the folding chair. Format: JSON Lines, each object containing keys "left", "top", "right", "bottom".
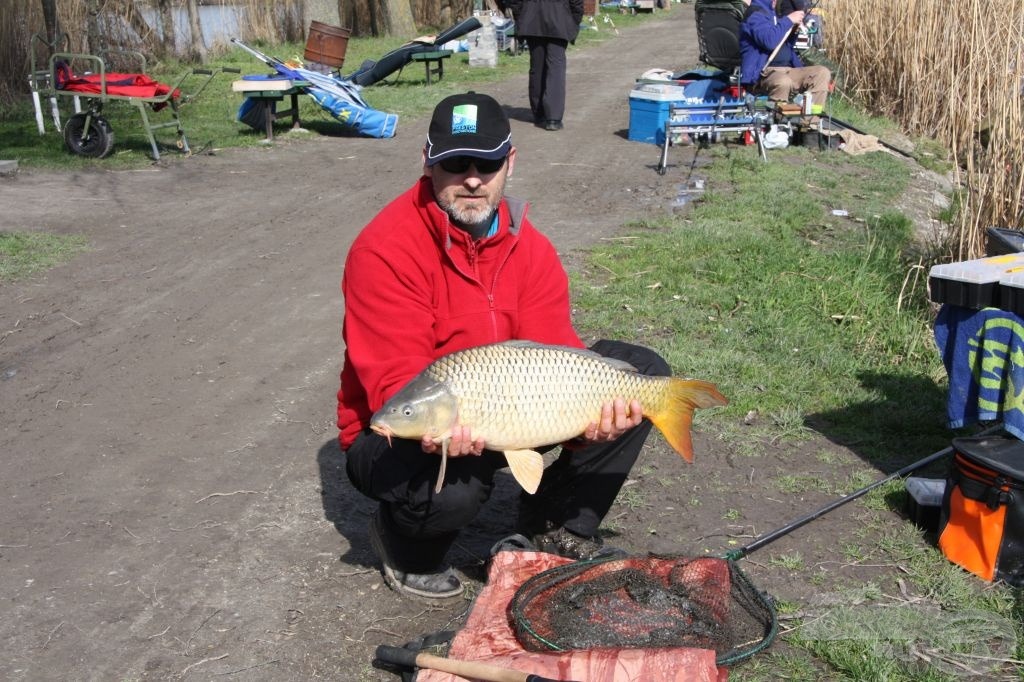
{"left": 694, "top": 0, "right": 748, "bottom": 79}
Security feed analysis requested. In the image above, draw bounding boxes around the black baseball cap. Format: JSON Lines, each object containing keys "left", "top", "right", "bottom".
{"left": 424, "top": 92, "right": 512, "bottom": 166}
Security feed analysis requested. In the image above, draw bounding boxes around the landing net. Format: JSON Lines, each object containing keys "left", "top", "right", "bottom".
{"left": 509, "top": 554, "right": 777, "bottom": 666}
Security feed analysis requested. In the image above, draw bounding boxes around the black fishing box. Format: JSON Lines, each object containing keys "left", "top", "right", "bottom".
{"left": 938, "top": 432, "right": 1024, "bottom": 586}
{"left": 985, "top": 226, "right": 1024, "bottom": 257}
{"left": 904, "top": 477, "right": 944, "bottom": 533}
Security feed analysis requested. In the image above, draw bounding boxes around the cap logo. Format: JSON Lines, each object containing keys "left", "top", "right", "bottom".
{"left": 450, "top": 104, "right": 479, "bottom": 135}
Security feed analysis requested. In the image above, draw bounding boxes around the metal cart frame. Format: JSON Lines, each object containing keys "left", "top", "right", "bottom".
{"left": 28, "top": 33, "right": 234, "bottom": 160}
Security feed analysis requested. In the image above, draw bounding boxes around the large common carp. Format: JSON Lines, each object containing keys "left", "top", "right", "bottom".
{"left": 369, "top": 341, "right": 727, "bottom": 494}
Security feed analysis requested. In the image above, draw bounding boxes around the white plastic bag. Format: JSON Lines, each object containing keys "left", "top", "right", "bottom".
{"left": 762, "top": 125, "right": 790, "bottom": 149}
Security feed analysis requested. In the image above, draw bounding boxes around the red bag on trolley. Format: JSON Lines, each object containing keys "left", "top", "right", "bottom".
{"left": 938, "top": 432, "right": 1024, "bottom": 586}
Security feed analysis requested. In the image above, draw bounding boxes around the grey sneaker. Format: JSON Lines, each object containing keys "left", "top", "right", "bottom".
{"left": 368, "top": 510, "right": 464, "bottom": 601}
{"left": 531, "top": 526, "right": 625, "bottom": 561}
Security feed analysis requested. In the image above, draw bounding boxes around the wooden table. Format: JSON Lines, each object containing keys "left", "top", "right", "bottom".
{"left": 232, "top": 78, "right": 309, "bottom": 141}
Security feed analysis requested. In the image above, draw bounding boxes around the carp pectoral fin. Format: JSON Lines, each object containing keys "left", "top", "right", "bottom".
{"left": 433, "top": 438, "right": 450, "bottom": 494}
{"left": 504, "top": 449, "right": 544, "bottom": 495}
{"left": 650, "top": 378, "right": 728, "bottom": 463}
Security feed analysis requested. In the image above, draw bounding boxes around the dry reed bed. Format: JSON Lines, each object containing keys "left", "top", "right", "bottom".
{"left": 822, "top": 0, "right": 1024, "bottom": 258}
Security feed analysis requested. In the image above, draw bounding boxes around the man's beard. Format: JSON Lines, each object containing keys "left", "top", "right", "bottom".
{"left": 441, "top": 200, "right": 497, "bottom": 234}
{"left": 437, "top": 174, "right": 506, "bottom": 236}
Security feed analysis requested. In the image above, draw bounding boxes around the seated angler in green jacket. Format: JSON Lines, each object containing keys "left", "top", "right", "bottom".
{"left": 337, "top": 92, "right": 671, "bottom": 601}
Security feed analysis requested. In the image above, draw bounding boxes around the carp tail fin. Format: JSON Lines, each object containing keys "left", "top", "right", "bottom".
{"left": 649, "top": 378, "right": 727, "bottom": 463}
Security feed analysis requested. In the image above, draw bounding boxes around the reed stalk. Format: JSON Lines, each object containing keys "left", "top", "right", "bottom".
{"left": 822, "top": 0, "right": 1024, "bottom": 259}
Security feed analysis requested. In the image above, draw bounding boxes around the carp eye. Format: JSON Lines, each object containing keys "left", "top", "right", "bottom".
{"left": 402, "top": 405, "right": 414, "bottom": 417}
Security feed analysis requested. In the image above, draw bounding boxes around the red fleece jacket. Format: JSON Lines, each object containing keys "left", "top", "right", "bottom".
{"left": 337, "top": 176, "right": 584, "bottom": 449}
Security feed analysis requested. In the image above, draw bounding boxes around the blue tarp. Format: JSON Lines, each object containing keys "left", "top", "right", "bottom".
{"left": 681, "top": 77, "right": 727, "bottom": 101}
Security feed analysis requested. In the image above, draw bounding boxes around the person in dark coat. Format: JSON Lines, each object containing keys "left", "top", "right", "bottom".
{"left": 504, "top": 0, "right": 584, "bottom": 131}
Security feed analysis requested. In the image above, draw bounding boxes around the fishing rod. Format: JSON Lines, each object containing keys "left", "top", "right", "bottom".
{"left": 230, "top": 37, "right": 287, "bottom": 70}
{"left": 759, "top": 0, "right": 824, "bottom": 79}
{"left": 724, "top": 423, "right": 1004, "bottom": 561}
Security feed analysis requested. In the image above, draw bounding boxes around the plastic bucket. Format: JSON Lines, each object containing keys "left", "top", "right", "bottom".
{"left": 304, "top": 21, "right": 351, "bottom": 69}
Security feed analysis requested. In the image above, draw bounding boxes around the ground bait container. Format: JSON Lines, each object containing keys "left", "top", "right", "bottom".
{"left": 939, "top": 433, "right": 1024, "bottom": 586}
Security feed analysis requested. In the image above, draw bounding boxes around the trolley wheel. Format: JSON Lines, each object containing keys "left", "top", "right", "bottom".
{"left": 64, "top": 113, "right": 115, "bottom": 158}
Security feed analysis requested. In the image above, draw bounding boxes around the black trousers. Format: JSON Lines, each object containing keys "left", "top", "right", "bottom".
{"left": 344, "top": 339, "right": 670, "bottom": 573}
{"left": 526, "top": 37, "right": 569, "bottom": 123}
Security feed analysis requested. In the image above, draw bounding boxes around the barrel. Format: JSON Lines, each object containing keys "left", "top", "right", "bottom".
{"left": 304, "top": 21, "right": 351, "bottom": 69}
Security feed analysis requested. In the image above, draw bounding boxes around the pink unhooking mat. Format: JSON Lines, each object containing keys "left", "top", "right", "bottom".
{"left": 416, "top": 551, "right": 727, "bottom": 682}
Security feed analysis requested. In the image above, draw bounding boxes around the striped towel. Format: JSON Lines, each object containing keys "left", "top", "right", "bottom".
{"left": 934, "top": 305, "right": 1024, "bottom": 439}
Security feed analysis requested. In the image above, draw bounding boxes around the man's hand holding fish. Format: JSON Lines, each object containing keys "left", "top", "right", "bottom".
{"left": 420, "top": 425, "right": 485, "bottom": 458}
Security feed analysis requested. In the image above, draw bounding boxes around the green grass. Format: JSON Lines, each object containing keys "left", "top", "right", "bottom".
{"left": 0, "top": 231, "right": 87, "bottom": 281}
{"left": 573, "top": 145, "right": 949, "bottom": 466}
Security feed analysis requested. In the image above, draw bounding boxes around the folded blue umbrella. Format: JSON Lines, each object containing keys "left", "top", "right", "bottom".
{"left": 232, "top": 39, "right": 398, "bottom": 138}
{"left": 288, "top": 64, "right": 398, "bottom": 138}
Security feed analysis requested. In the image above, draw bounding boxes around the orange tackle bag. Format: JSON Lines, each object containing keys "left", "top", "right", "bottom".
{"left": 938, "top": 432, "right": 1024, "bottom": 586}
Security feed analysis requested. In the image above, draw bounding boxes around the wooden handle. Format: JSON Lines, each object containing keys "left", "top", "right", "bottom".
{"left": 416, "top": 651, "right": 532, "bottom": 681}
{"left": 375, "top": 645, "right": 566, "bottom": 682}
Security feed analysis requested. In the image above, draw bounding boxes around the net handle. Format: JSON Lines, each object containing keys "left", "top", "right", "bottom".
{"left": 374, "top": 645, "right": 571, "bottom": 682}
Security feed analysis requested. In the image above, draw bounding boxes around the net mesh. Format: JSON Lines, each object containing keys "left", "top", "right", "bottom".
{"left": 509, "top": 555, "right": 777, "bottom": 666}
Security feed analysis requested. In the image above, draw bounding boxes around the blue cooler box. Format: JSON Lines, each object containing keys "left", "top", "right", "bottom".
{"left": 628, "top": 83, "right": 686, "bottom": 145}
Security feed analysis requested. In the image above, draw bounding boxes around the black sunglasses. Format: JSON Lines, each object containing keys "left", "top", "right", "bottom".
{"left": 438, "top": 155, "right": 507, "bottom": 175}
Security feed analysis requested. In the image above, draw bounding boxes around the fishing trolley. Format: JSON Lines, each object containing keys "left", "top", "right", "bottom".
{"left": 28, "top": 33, "right": 236, "bottom": 160}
